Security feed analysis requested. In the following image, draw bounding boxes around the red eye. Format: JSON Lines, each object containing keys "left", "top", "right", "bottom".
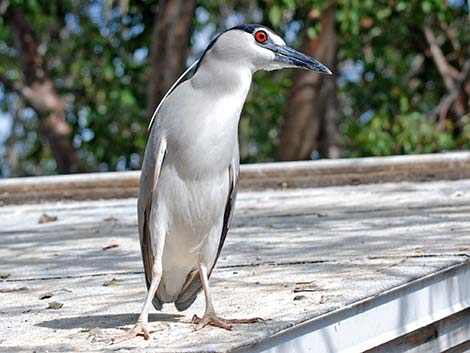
{"left": 255, "top": 30, "right": 268, "bottom": 43}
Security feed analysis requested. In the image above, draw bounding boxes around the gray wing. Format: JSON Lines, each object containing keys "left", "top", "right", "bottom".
{"left": 214, "top": 147, "right": 240, "bottom": 264}
{"left": 137, "top": 135, "right": 167, "bottom": 310}
{"left": 174, "top": 148, "right": 240, "bottom": 311}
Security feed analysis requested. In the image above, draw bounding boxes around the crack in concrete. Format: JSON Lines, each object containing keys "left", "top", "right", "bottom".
{"left": 3, "top": 254, "right": 467, "bottom": 283}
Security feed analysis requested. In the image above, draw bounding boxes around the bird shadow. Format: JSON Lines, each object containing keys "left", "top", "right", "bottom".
{"left": 36, "top": 313, "right": 184, "bottom": 330}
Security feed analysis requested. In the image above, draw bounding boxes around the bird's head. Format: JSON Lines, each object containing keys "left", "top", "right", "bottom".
{"left": 202, "top": 24, "right": 332, "bottom": 74}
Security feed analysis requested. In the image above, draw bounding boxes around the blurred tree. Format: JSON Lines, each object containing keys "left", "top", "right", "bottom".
{"left": 0, "top": 0, "right": 468, "bottom": 177}
{"left": 278, "top": 5, "right": 340, "bottom": 160}
{"left": 423, "top": 20, "right": 469, "bottom": 132}
{"left": 339, "top": 0, "right": 470, "bottom": 156}
{"left": 0, "top": 0, "right": 155, "bottom": 175}
{"left": 147, "top": 0, "right": 196, "bottom": 119}
{"left": 1, "top": 6, "right": 81, "bottom": 173}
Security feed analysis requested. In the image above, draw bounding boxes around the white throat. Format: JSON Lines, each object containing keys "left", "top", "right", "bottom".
{"left": 190, "top": 51, "right": 254, "bottom": 99}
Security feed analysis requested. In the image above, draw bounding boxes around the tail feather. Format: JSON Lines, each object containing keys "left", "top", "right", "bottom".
{"left": 174, "top": 269, "right": 203, "bottom": 311}
{"left": 152, "top": 296, "right": 163, "bottom": 310}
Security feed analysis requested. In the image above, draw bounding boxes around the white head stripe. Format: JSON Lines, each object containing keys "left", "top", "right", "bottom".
{"left": 265, "top": 29, "right": 286, "bottom": 46}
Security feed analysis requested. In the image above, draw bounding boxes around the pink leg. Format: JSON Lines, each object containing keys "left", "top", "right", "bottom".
{"left": 192, "top": 261, "right": 262, "bottom": 331}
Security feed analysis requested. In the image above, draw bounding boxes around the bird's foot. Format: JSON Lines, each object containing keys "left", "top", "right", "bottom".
{"left": 110, "top": 321, "right": 166, "bottom": 344}
{"left": 191, "top": 313, "right": 262, "bottom": 331}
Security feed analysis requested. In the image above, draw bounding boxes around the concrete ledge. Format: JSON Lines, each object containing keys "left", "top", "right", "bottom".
{"left": 2, "top": 179, "right": 470, "bottom": 352}
{"left": 237, "top": 262, "right": 470, "bottom": 353}
{"left": 1, "top": 151, "right": 470, "bottom": 203}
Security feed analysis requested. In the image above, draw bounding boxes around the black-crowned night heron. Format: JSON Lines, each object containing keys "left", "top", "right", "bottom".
{"left": 114, "top": 24, "right": 331, "bottom": 343}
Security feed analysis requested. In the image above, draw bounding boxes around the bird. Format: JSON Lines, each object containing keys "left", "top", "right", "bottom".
{"left": 114, "top": 24, "right": 331, "bottom": 343}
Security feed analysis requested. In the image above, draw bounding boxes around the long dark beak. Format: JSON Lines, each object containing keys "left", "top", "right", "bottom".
{"left": 267, "top": 43, "right": 332, "bottom": 74}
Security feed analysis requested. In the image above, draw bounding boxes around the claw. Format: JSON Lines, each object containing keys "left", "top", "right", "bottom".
{"left": 191, "top": 313, "right": 262, "bottom": 331}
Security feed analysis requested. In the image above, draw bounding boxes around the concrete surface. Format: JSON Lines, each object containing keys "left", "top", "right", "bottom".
{"left": 1, "top": 179, "right": 470, "bottom": 352}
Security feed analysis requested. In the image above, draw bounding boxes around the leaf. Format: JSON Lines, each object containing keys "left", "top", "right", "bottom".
{"left": 307, "top": 27, "right": 317, "bottom": 39}
{"left": 103, "top": 278, "right": 123, "bottom": 286}
{"left": 102, "top": 243, "right": 119, "bottom": 250}
{"left": 293, "top": 295, "right": 306, "bottom": 301}
{"left": 48, "top": 301, "right": 64, "bottom": 309}
{"left": 282, "top": 0, "right": 296, "bottom": 10}
{"left": 269, "top": 5, "right": 282, "bottom": 26}
{"left": 39, "top": 292, "right": 54, "bottom": 300}
{"left": 360, "top": 17, "right": 374, "bottom": 29}
{"left": 421, "top": 1, "right": 432, "bottom": 13}
{"left": 376, "top": 8, "right": 391, "bottom": 20}
{"left": 38, "top": 213, "right": 58, "bottom": 224}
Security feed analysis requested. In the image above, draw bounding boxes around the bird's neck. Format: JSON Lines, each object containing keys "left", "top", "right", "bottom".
{"left": 190, "top": 56, "right": 253, "bottom": 99}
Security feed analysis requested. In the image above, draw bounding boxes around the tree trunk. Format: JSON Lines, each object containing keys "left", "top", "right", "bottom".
{"left": 277, "top": 7, "right": 340, "bottom": 161}
{"left": 146, "top": 0, "right": 196, "bottom": 119}
{"left": 7, "top": 8, "right": 81, "bottom": 174}
{"left": 423, "top": 24, "right": 470, "bottom": 134}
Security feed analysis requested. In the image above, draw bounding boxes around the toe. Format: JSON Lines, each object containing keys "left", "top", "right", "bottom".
{"left": 111, "top": 323, "right": 154, "bottom": 344}
{"left": 214, "top": 321, "right": 232, "bottom": 331}
{"left": 226, "top": 317, "right": 263, "bottom": 324}
{"left": 191, "top": 314, "right": 202, "bottom": 324}
{"left": 111, "top": 332, "right": 135, "bottom": 345}
{"left": 191, "top": 313, "right": 258, "bottom": 331}
{"left": 142, "top": 326, "right": 150, "bottom": 340}
{"left": 194, "top": 322, "right": 208, "bottom": 331}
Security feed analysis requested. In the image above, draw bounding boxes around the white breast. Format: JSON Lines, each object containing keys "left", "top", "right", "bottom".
{"left": 148, "top": 58, "right": 252, "bottom": 303}
{"left": 155, "top": 164, "right": 229, "bottom": 302}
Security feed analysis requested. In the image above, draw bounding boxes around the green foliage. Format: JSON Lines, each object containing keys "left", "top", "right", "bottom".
{"left": 0, "top": 0, "right": 155, "bottom": 175}
{"left": 0, "top": 0, "right": 469, "bottom": 176}
{"left": 343, "top": 112, "right": 459, "bottom": 156}
{"left": 240, "top": 71, "right": 291, "bottom": 162}
{"left": 337, "top": 0, "right": 470, "bottom": 158}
